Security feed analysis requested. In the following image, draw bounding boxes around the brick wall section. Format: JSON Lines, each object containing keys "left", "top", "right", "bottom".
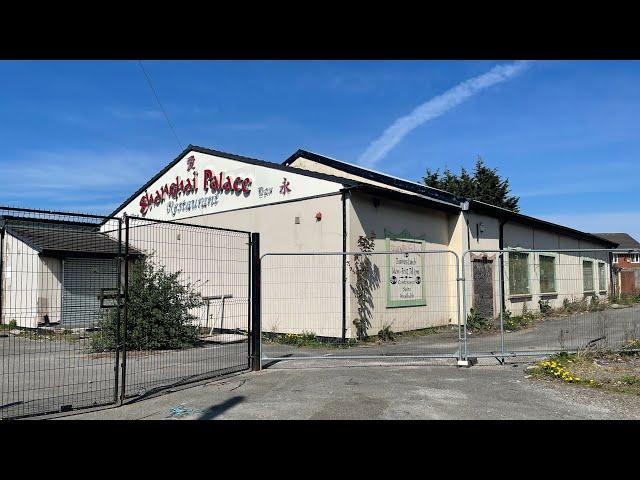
{"left": 615, "top": 254, "right": 640, "bottom": 270}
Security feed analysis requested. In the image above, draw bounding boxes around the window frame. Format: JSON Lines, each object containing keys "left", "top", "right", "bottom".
{"left": 507, "top": 250, "right": 531, "bottom": 298}
{"left": 582, "top": 259, "right": 595, "bottom": 294}
{"left": 598, "top": 261, "right": 607, "bottom": 293}
{"left": 538, "top": 253, "right": 558, "bottom": 295}
{"left": 631, "top": 253, "right": 640, "bottom": 264}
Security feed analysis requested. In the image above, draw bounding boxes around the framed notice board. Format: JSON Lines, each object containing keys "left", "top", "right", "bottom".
{"left": 385, "top": 231, "right": 427, "bottom": 308}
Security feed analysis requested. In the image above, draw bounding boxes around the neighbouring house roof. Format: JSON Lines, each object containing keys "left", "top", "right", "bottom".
{"left": 1, "top": 217, "right": 139, "bottom": 258}
{"left": 591, "top": 233, "right": 640, "bottom": 249}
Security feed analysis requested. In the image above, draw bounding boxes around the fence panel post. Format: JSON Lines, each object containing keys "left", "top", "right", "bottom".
{"left": 0, "top": 222, "right": 4, "bottom": 328}
{"left": 112, "top": 218, "right": 122, "bottom": 403}
{"left": 461, "top": 252, "right": 468, "bottom": 361}
{"left": 119, "top": 215, "right": 129, "bottom": 403}
{"left": 250, "top": 233, "right": 261, "bottom": 371}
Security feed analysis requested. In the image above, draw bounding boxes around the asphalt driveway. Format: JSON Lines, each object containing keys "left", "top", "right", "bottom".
{"left": 56, "top": 359, "right": 640, "bottom": 420}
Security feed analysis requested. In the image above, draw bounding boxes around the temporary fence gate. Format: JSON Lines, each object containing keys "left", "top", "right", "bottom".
{"left": 461, "top": 248, "right": 640, "bottom": 361}
{"left": 259, "top": 250, "right": 464, "bottom": 363}
{"left": 120, "top": 217, "right": 251, "bottom": 400}
{"left": 258, "top": 248, "right": 640, "bottom": 367}
{"left": 0, "top": 207, "right": 253, "bottom": 420}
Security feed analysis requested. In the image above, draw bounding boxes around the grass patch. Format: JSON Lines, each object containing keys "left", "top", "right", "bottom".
{"left": 263, "top": 325, "right": 451, "bottom": 348}
{"left": 528, "top": 348, "right": 640, "bottom": 396}
{"left": 262, "top": 331, "right": 323, "bottom": 348}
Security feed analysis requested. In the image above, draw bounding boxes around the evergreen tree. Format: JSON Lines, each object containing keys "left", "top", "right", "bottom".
{"left": 423, "top": 156, "right": 520, "bottom": 212}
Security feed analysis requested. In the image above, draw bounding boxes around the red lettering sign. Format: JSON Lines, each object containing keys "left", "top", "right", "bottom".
{"left": 138, "top": 160, "right": 253, "bottom": 215}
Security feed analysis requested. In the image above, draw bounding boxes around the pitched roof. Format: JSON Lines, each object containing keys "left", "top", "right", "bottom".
{"left": 283, "top": 149, "right": 462, "bottom": 206}
{"left": 591, "top": 233, "right": 640, "bottom": 249}
{"left": 107, "top": 144, "right": 359, "bottom": 219}
{"left": 2, "top": 217, "right": 136, "bottom": 258}
{"left": 284, "top": 149, "right": 618, "bottom": 248}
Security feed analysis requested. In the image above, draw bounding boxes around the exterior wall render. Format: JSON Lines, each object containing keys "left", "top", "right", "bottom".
{"left": 3, "top": 233, "right": 40, "bottom": 328}
{"left": 120, "top": 194, "right": 346, "bottom": 337}
{"left": 346, "top": 191, "right": 459, "bottom": 337}
{"left": 37, "top": 256, "right": 62, "bottom": 326}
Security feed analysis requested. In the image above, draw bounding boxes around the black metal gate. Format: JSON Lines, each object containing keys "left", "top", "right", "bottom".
{"left": 0, "top": 207, "right": 254, "bottom": 419}
{"left": 119, "top": 216, "right": 252, "bottom": 401}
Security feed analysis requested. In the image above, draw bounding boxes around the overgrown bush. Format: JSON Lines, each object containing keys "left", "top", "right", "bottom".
{"left": 539, "top": 299, "right": 552, "bottom": 315}
{"left": 378, "top": 324, "right": 396, "bottom": 342}
{"left": 563, "top": 297, "right": 587, "bottom": 313}
{"left": 466, "top": 308, "right": 490, "bottom": 330}
{"left": 91, "top": 256, "right": 204, "bottom": 352}
{"left": 588, "top": 295, "right": 605, "bottom": 312}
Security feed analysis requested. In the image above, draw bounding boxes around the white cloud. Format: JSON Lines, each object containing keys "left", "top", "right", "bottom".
{"left": 1, "top": 148, "right": 163, "bottom": 202}
{"left": 104, "top": 106, "right": 163, "bottom": 120}
{"left": 358, "top": 61, "right": 531, "bottom": 167}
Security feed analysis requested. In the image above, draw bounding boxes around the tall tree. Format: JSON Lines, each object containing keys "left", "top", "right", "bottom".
{"left": 423, "top": 156, "right": 520, "bottom": 212}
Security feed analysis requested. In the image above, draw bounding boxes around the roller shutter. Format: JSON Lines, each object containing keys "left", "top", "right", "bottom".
{"left": 61, "top": 258, "right": 118, "bottom": 328}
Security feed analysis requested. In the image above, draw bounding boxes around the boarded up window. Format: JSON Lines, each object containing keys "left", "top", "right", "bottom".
{"left": 598, "top": 262, "right": 606, "bottom": 291}
{"left": 508, "top": 252, "right": 529, "bottom": 295}
{"left": 583, "top": 260, "right": 594, "bottom": 292}
{"left": 539, "top": 255, "right": 556, "bottom": 293}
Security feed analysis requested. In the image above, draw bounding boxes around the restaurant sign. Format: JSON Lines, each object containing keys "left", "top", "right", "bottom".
{"left": 120, "top": 151, "right": 339, "bottom": 221}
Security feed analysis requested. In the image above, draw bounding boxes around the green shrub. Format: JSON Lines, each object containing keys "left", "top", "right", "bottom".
{"left": 588, "top": 295, "right": 605, "bottom": 312}
{"left": 378, "top": 324, "right": 396, "bottom": 342}
{"left": 563, "top": 297, "right": 587, "bottom": 313}
{"left": 91, "top": 256, "right": 204, "bottom": 352}
{"left": 467, "top": 308, "right": 490, "bottom": 330}
{"left": 8, "top": 319, "right": 17, "bottom": 329}
{"left": 539, "top": 299, "right": 552, "bottom": 315}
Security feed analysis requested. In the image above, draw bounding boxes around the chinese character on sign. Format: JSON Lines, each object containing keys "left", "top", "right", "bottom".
{"left": 186, "top": 155, "right": 196, "bottom": 171}
{"left": 279, "top": 177, "right": 291, "bottom": 195}
{"left": 258, "top": 187, "right": 273, "bottom": 199}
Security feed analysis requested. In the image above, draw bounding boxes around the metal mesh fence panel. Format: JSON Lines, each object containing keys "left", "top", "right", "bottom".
{"left": 121, "top": 217, "right": 251, "bottom": 400}
{"left": 462, "top": 248, "right": 640, "bottom": 359}
{"left": 261, "top": 250, "right": 461, "bottom": 362}
{"left": 0, "top": 207, "right": 122, "bottom": 419}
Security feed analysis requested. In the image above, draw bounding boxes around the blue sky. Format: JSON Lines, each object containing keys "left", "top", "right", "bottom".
{"left": 0, "top": 60, "right": 638, "bottom": 239}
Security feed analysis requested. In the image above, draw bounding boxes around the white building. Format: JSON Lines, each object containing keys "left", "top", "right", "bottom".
{"left": 1, "top": 145, "right": 618, "bottom": 335}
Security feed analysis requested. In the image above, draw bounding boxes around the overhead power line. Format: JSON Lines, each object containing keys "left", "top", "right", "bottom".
{"left": 137, "top": 60, "right": 183, "bottom": 151}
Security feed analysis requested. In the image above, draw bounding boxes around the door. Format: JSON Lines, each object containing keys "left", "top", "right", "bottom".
{"left": 621, "top": 271, "right": 636, "bottom": 295}
{"left": 61, "top": 257, "right": 119, "bottom": 328}
{"left": 472, "top": 257, "right": 495, "bottom": 319}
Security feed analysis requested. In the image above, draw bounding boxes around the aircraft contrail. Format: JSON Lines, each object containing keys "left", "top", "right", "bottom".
{"left": 358, "top": 61, "right": 531, "bottom": 167}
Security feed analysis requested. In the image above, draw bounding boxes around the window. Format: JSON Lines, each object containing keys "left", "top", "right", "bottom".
{"left": 583, "top": 260, "right": 594, "bottom": 292}
{"left": 539, "top": 255, "right": 556, "bottom": 294}
{"left": 612, "top": 254, "right": 619, "bottom": 264}
{"left": 631, "top": 254, "right": 640, "bottom": 264}
{"left": 508, "top": 252, "right": 530, "bottom": 295}
{"left": 598, "top": 262, "right": 606, "bottom": 291}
